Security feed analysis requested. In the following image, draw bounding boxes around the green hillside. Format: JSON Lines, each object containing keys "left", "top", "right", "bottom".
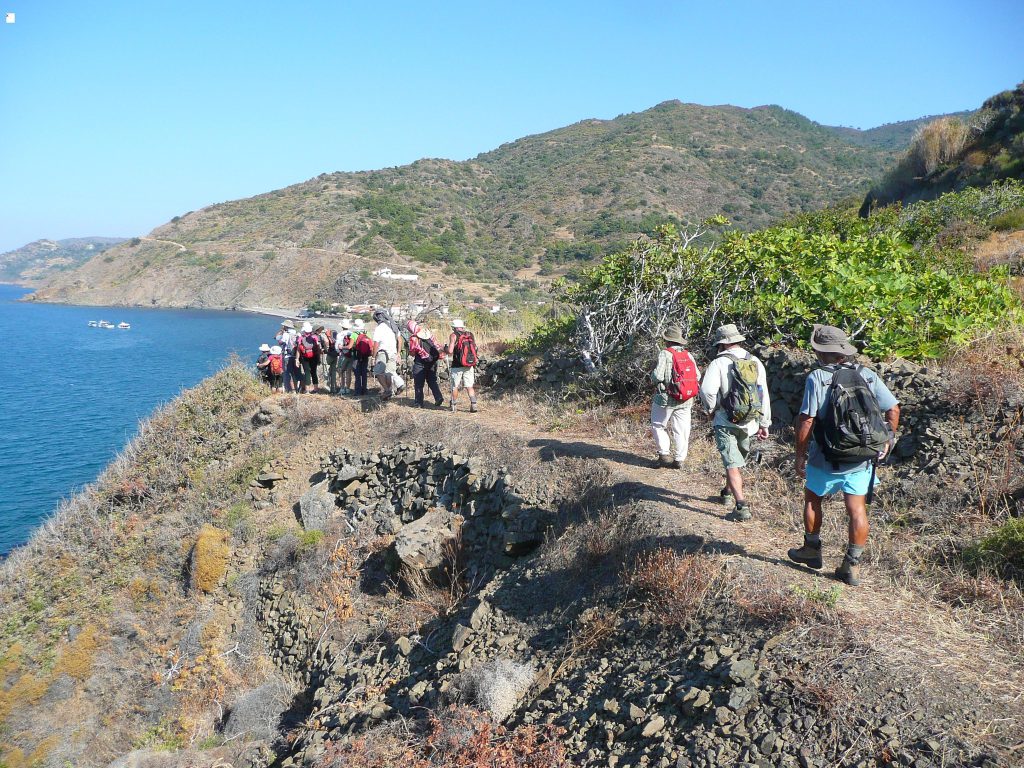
{"left": 0, "top": 237, "right": 125, "bottom": 284}
{"left": 865, "top": 83, "right": 1024, "bottom": 209}
{"left": 33, "top": 100, "right": 947, "bottom": 307}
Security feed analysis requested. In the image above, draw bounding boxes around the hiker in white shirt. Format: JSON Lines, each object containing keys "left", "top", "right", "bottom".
{"left": 371, "top": 309, "right": 405, "bottom": 399}
{"left": 649, "top": 325, "right": 701, "bottom": 468}
{"left": 698, "top": 323, "right": 771, "bottom": 521}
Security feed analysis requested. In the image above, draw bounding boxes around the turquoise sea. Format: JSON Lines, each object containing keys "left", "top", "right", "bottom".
{"left": 0, "top": 284, "right": 278, "bottom": 555}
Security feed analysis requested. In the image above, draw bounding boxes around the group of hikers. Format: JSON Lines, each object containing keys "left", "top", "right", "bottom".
{"left": 254, "top": 309, "right": 481, "bottom": 412}
{"left": 254, "top": 312, "right": 900, "bottom": 587}
{"left": 651, "top": 322, "right": 900, "bottom": 587}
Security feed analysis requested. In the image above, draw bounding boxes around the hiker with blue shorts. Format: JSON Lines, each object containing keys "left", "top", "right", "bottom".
{"left": 788, "top": 325, "right": 901, "bottom": 586}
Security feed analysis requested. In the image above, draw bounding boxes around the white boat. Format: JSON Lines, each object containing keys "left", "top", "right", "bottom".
{"left": 118, "top": 322, "right": 131, "bottom": 329}
{"left": 97, "top": 320, "right": 114, "bottom": 329}
{"left": 88, "top": 321, "right": 98, "bottom": 327}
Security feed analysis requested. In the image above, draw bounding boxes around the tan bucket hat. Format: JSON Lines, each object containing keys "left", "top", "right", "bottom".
{"left": 810, "top": 324, "right": 857, "bottom": 355}
{"left": 712, "top": 323, "right": 746, "bottom": 346}
{"left": 662, "top": 325, "right": 686, "bottom": 345}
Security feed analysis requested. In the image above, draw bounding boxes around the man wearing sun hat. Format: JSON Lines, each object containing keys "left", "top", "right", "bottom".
{"left": 698, "top": 323, "right": 771, "bottom": 521}
{"left": 650, "top": 325, "right": 701, "bottom": 468}
{"left": 788, "top": 324, "right": 900, "bottom": 586}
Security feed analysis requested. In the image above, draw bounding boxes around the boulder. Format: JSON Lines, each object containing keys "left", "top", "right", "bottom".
{"left": 299, "top": 481, "right": 336, "bottom": 531}
{"left": 392, "top": 507, "right": 464, "bottom": 592}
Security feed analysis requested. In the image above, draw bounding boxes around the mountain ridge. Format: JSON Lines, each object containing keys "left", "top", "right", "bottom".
{"left": 29, "top": 100, "right": 960, "bottom": 308}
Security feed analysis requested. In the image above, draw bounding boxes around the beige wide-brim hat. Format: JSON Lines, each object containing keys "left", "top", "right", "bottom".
{"left": 810, "top": 324, "right": 857, "bottom": 355}
{"left": 301, "top": 322, "right": 313, "bottom": 333}
{"left": 340, "top": 319, "right": 352, "bottom": 329}
{"left": 352, "top": 320, "right": 365, "bottom": 330}
{"left": 280, "top": 320, "right": 295, "bottom": 329}
{"left": 712, "top": 323, "right": 746, "bottom": 346}
{"left": 662, "top": 325, "right": 686, "bottom": 345}
{"left": 270, "top": 345, "right": 282, "bottom": 355}
{"left": 416, "top": 328, "right": 432, "bottom": 340}
{"left": 259, "top": 343, "right": 271, "bottom": 352}
{"left": 451, "top": 319, "right": 465, "bottom": 329}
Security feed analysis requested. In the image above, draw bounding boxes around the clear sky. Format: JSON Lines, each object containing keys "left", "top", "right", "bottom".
{"left": 1, "top": 0, "right": 1021, "bottom": 252}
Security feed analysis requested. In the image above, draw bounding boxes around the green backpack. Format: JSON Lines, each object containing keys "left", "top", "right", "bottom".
{"left": 722, "top": 353, "right": 763, "bottom": 425}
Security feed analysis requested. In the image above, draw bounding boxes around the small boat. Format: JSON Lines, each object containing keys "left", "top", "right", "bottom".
{"left": 118, "top": 322, "right": 131, "bottom": 329}
{"left": 88, "top": 321, "right": 98, "bottom": 327}
{"left": 98, "top": 320, "right": 114, "bottom": 329}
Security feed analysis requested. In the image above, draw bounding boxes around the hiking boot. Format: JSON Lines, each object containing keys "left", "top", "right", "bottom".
{"left": 835, "top": 558, "right": 861, "bottom": 586}
{"left": 719, "top": 485, "right": 730, "bottom": 505}
{"left": 450, "top": 401, "right": 457, "bottom": 412}
{"left": 669, "top": 458, "right": 683, "bottom": 469}
{"left": 734, "top": 501, "right": 752, "bottom": 521}
{"left": 434, "top": 399, "right": 444, "bottom": 408}
{"left": 394, "top": 382, "right": 405, "bottom": 396}
{"left": 657, "top": 454, "right": 672, "bottom": 468}
{"left": 787, "top": 541, "right": 823, "bottom": 570}
{"left": 469, "top": 403, "right": 478, "bottom": 414}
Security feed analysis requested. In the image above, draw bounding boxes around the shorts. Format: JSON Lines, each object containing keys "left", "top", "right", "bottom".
{"left": 337, "top": 355, "right": 353, "bottom": 372}
{"left": 713, "top": 423, "right": 751, "bottom": 469}
{"left": 805, "top": 463, "right": 876, "bottom": 497}
{"left": 373, "top": 351, "right": 397, "bottom": 376}
{"left": 451, "top": 366, "right": 475, "bottom": 389}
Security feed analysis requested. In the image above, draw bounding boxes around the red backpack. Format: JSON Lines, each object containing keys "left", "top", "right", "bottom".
{"left": 268, "top": 354, "right": 284, "bottom": 375}
{"left": 666, "top": 347, "right": 699, "bottom": 402}
{"left": 354, "top": 333, "right": 373, "bottom": 358}
{"left": 451, "top": 329, "right": 478, "bottom": 367}
{"left": 298, "top": 332, "right": 318, "bottom": 359}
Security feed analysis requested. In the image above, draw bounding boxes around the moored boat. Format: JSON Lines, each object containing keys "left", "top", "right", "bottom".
{"left": 118, "top": 322, "right": 131, "bottom": 329}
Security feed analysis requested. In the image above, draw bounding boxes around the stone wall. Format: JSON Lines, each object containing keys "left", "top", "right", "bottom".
{"left": 318, "top": 443, "right": 550, "bottom": 578}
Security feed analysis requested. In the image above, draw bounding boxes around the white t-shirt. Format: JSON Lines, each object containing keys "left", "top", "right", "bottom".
{"left": 372, "top": 323, "right": 398, "bottom": 357}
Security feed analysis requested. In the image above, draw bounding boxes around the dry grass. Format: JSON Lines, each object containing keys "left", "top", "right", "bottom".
{"left": 625, "top": 548, "right": 723, "bottom": 628}
{"left": 907, "top": 117, "right": 970, "bottom": 176}
{"left": 191, "top": 525, "right": 231, "bottom": 593}
{"left": 318, "top": 706, "right": 568, "bottom": 768}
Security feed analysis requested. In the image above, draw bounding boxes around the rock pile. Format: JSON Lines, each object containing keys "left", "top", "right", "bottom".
{"left": 318, "top": 443, "right": 550, "bottom": 583}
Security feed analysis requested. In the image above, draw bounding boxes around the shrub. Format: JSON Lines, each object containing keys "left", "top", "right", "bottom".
{"left": 53, "top": 623, "right": 100, "bottom": 680}
{"left": 319, "top": 706, "right": 568, "bottom": 768}
{"left": 964, "top": 517, "right": 1024, "bottom": 581}
{"left": 561, "top": 218, "right": 1019, "bottom": 368}
{"left": 906, "top": 117, "right": 970, "bottom": 176}
{"left": 190, "top": 524, "right": 230, "bottom": 593}
{"left": 626, "top": 549, "right": 722, "bottom": 628}
{"left": 991, "top": 207, "right": 1024, "bottom": 232}
{"left": 455, "top": 659, "right": 536, "bottom": 722}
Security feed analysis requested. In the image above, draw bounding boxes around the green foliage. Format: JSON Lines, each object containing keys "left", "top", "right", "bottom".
{"left": 990, "top": 207, "right": 1024, "bottom": 231}
{"left": 963, "top": 517, "right": 1024, "bottom": 581}
{"left": 562, "top": 216, "right": 1019, "bottom": 360}
{"left": 298, "top": 529, "right": 325, "bottom": 552}
{"left": 895, "top": 179, "right": 1024, "bottom": 247}
{"left": 506, "top": 314, "right": 575, "bottom": 356}
{"left": 790, "top": 583, "right": 842, "bottom": 608}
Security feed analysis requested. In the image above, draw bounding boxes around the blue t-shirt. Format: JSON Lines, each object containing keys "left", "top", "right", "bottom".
{"left": 800, "top": 365, "right": 899, "bottom": 474}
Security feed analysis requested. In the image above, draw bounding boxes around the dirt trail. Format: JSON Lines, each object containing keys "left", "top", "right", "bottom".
{"left": 274, "top": 388, "right": 1023, "bottom": 749}
{"left": 426, "top": 396, "right": 1023, "bottom": 710}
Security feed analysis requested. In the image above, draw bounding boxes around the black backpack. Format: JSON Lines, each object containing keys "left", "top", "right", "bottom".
{"left": 813, "top": 365, "right": 891, "bottom": 468}
{"left": 421, "top": 336, "right": 441, "bottom": 364}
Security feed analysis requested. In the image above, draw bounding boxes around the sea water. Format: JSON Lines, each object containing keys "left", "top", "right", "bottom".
{"left": 0, "top": 284, "right": 282, "bottom": 555}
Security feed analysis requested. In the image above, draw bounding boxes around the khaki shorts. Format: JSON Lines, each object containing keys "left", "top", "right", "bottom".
{"left": 336, "top": 355, "right": 353, "bottom": 372}
{"left": 714, "top": 423, "right": 752, "bottom": 469}
{"left": 451, "top": 366, "right": 475, "bottom": 389}
{"left": 373, "top": 351, "right": 397, "bottom": 377}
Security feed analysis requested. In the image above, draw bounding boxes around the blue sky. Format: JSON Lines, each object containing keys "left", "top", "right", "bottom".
{"left": 0, "top": 0, "right": 1021, "bottom": 253}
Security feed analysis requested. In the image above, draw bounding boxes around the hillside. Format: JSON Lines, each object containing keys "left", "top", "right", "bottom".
{"left": 0, "top": 237, "right": 125, "bottom": 285}
{"left": 29, "top": 101, "right": 930, "bottom": 309}
{"left": 1, "top": 358, "right": 1021, "bottom": 767}
{"left": 825, "top": 110, "right": 973, "bottom": 151}
{"left": 864, "top": 83, "right": 1024, "bottom": 209}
